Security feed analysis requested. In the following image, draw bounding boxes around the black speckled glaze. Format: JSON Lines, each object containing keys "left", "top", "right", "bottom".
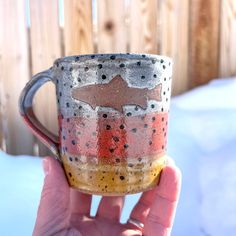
{"left": 19, "top": 53, "right": 172, "bottom": 195}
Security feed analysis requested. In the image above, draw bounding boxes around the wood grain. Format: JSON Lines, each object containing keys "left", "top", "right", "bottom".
{"left": 0, "top": 79, "right": 4, "bottom": 149}
{"left": 159, "top": 0, "right": 189, "bottom": 95}
{"left": 189, "top": 0, "right": 220, "bottom": 87}
{"left": 97, "top": 0, "right": 127, "bottom": 53}
{"left": 220, "top": 0, "right": 236, "bottom": 77}
{"left": 64, "top": 0, "right": 93, "bottom": 55}
{"left": 129, "top": 0, "right": 158, "bottom": 54}
{"left": 0, "top": 0, "right": 34, "bottom": 155}
{"left": 1, "top": 0, "right": 236, "bottom": 155}
{"left": 29, "top": 0, "right": 61, "bottom": 156}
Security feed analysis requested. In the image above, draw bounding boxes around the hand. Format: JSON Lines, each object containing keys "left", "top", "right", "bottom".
{"left": 33, "top": 157, "right": 181, "bottom": 236}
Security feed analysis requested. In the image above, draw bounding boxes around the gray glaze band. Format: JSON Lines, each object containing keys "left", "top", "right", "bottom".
{"left": 53, "top": 53, "right": 172, "bottom": 118}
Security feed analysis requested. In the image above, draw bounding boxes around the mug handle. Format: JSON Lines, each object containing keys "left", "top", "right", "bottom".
{"left": 19, "top": 69, "right": 60, "bottom": 159}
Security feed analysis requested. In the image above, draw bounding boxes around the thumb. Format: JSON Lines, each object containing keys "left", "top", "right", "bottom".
{"left": 33, "top": 157, "right": 70, "bottom": 235}
{"left": 40, "top": 156, "right": 69, "bottom": 208}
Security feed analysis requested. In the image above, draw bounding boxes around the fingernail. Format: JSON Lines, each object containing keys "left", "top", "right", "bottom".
{"left": 43, "top": 158, "right": 50, "bottom": 176}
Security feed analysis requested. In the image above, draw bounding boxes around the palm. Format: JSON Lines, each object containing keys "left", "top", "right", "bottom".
{"left": 65, "top": 213, "right": 142, "bottom": 236}
{"left": 33, "top": 157, "right": 181, "bottom": 236}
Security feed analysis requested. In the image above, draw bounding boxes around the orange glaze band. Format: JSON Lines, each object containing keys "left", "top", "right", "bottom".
{"left": 59, "top": 112, "right": 168, "bottom": 159}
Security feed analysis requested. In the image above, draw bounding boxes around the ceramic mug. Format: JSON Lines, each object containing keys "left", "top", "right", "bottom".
{"left": 19, "top": 53, "right": 172, "bottom": 196}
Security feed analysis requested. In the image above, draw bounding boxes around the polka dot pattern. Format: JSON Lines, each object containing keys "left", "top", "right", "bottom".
{"left": 53, "top": 53, "right": 172, "bottom": 195}
{"left": 53, "top": 54, "right": 172, "bottom": 119}
{"left": 62, "top": 153, "right": 166, "bottom": 195}
{"left": 59, "top": 111, "right": 168, "bottom": 161}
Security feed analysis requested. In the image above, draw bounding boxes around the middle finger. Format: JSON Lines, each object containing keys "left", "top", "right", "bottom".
{"left": 96, "top": 196, "right": 125, "bottom": 221}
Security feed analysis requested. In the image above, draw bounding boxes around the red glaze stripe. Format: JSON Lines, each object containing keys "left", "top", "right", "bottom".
{"left": 59, "top": 112, "right": 168, "bottom": 159}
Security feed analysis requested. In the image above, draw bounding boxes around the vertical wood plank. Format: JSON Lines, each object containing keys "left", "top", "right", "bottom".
{"left": 220, "top": 0, "right": 236, "bottom": 77}
{"left": 129, "top": 0, "right": 158, "bottom": 54}
{"left": 97, "top": 0, "right": 127, "bottom": 53}
{"left": 159, "top": 0, "right": 189, "bottom": 95}
{"left": 0, "top": 0, "right": 34, "bottom": 155}
{"left": 0, "top": 124, "right": 2, "bottom": 150}
{"left": 0, "top": 80, "right": 4, "bottom": 150}
{"left": 189, "top": 0, "right": 220, "bottom": 87}
{"left": 0, "top": 117, "right": 2, "bottom": 149}
{"left": 64, "top": 0, "right": 93, "bottom": 55}
{"left": 30, "top": 0, "right": 61, "bottom": 156}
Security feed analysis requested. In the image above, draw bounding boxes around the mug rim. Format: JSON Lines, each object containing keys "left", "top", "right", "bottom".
{"left": 54, "top": 53, "right": 173, "bottom": 65}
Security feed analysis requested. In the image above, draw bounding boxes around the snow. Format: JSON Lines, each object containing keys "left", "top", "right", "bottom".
{"left": 1, "top": 78, "right": 236, "bottom": 236}
{"left": 169, "top": 78, "right": 236, "bottom": 236}
{"left": 0, "top": 152, "right": 43, "bottom": 236}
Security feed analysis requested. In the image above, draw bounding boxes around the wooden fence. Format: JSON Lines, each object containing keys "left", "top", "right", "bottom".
{"left": 0, "top": 0, "right": 236, "bottom": 156}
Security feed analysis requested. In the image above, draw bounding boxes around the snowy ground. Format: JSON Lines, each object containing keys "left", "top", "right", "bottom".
{"left": 1, "top": 78, "right": 236, "bottom": 236}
